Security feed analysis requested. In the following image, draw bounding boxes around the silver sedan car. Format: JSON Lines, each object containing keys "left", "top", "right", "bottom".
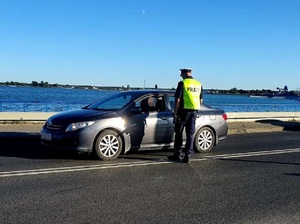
{"left": 41, "top": 90, "right": 228, "bottom": 160}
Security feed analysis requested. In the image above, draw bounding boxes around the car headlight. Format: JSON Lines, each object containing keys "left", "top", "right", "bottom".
{"left": 66, "top": 121, "right": 95, "bottom": 132}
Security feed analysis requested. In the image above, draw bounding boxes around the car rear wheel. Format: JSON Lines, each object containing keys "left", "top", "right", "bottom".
{"left": 194, "top": 127, "right": 215, "bottom": 153}
{"left": 95, "top": 130, "right": 123, "bottom": 160}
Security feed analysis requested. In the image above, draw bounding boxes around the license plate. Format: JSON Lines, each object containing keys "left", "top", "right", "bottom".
{"left": 41, "top": 132, "right": 52, "bottom": 141}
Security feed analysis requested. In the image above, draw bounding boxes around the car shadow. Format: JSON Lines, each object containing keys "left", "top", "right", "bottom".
{"left": 0, "top": 132, "right": 173, "bottom": 161}
{"left": 119, "top": 147, "right": 174, "bottom": 161}
{"left": 255, "top": 119, "right": 300, "bottom": 131}
{"left": 0, "top": 132, "right": 97, "bottom": 160}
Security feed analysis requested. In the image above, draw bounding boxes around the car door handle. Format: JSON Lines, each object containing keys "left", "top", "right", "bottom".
{"left": 160, "top": 116, "right": 168, "bottom": 120}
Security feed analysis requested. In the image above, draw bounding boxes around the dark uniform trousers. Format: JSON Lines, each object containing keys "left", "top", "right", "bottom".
{"left": 174, "top": 109, "right": 198, "bottom": 158}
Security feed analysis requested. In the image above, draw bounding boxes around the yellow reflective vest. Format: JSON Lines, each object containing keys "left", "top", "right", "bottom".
{"left": 182, "top": 78, "right": 202, "bottom": 110}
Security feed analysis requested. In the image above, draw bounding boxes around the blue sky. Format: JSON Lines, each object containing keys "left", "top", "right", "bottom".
{"left": 0, "top": 0, "right": 299, "bottom": 90}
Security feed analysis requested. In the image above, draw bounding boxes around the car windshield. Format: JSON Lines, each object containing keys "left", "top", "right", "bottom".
{"left": 85, "top": 91, "right": 142, "bottom": 110}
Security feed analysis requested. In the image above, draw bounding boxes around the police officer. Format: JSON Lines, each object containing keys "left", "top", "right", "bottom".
{"left": 167, "top": 68, "right": 203, "bottom": 163}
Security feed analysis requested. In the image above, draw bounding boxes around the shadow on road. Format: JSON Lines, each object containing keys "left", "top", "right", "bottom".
{"left": 256, "top": 119, "right": 300, "bottom": 131}
{"left": 219, "top": 158, "right": 300, "bottom": 166}
{"left": 119, "top": 147, "right": 173, "bottom": 161}
{"left": 0, "top": 132, "right": 96, "bottom": 160}
{"left": 284, "top": 173, "right": 300, "bottom": 177}
{"left": 0, "top": 132, "right": 173, "bottom": 161}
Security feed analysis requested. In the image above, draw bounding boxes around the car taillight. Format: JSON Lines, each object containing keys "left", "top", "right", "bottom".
{"left": 222, "top": 113, "right": 228, "bottom": 120}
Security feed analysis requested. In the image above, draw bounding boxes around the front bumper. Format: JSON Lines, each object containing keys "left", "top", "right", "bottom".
{"left": 40, "top": 127, "right": 97, "bottom": 152}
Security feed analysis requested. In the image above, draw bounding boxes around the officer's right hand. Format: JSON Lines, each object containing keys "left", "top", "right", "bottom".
{"left": 173, "top": 114, "right": 181, "bottom": 124}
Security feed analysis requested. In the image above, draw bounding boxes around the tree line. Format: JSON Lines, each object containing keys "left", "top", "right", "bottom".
{"left": 0, "top": 81, "right": 119, "bottom": 90}
{"left": 2, "top": 81, "right": 55, "bottom": 88}
{"left": 206, "top": 87, "right": 299, "bottom": 96}
{"left": 0, "top": 81, "right": 156, "bottom": 91}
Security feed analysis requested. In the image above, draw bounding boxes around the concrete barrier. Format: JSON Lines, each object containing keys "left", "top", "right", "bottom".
{"left": 226, "top": 112, "right": 300, "bottom": 122}
{"left": 0, "top": 112, "right": 299, "bottom": 122}
{"left": 0, "top": 112, "right": 56, "bottom": 121}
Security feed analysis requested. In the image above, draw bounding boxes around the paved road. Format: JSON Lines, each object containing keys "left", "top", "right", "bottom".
{"left": 1, "top": 131, "right": 300, "bottom": 224}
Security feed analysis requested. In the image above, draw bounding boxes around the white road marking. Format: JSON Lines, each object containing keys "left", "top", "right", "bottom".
{"left": 1, "top": 147, "right": 300, "bottom": 178}
{"left": 0, "top": 161, "right": 170, "bottom": 177}
{"left": 193, "top": 148, "right": 300, "bottom": 161}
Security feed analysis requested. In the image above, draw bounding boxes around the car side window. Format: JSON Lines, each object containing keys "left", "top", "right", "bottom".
{"left": 140, "top": 97, "right": 156, "bottom": 113}
{"left": 167, "top": 96, "right": 175, "bottom": 112}
{"left": 154, "top": 97, "right": 165, "bottom": 111}
{"left": 136, "top": 96, "right": 167, "bottom": 113}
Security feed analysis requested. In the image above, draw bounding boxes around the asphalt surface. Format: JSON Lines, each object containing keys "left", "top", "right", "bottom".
{"left": 1, "top": 121, "right": 300, "bottom": 223}
{"left": 1, "top": 121, "right": 300, "bottom": 224}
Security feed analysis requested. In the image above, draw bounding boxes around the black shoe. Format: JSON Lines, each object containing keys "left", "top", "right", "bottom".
{"left": 167, "top": 155, "right": 182, "bottom": 162}
{"left": 182, "top": 157, "right": 190, "bottom": 163}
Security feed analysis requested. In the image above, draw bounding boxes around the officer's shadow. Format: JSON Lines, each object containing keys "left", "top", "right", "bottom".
{"left": 256, "top": 119, "right": 300, "bottom": 131}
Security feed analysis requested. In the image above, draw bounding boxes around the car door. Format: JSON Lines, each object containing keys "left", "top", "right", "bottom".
{"left": 125, "top": 94, "right": 173, "bottom": 148}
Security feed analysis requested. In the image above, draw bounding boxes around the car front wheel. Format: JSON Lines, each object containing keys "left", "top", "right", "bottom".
{"left": 194, "top": 127, "right": 215, "bottom": 153}
{"left": 95, "top": 130, "right": 123, "bottom": 160}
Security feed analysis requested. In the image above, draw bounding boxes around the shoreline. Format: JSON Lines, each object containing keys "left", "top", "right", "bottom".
{"left": 1, "top": 84, "right": 299, "bottom": 97}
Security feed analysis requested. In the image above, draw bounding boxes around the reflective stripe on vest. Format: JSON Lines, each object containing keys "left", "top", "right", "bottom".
{"left": 182, "top": 78, "right": 202, "bottom": 110}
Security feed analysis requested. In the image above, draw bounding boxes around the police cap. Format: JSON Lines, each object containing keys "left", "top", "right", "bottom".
{"left": 180, "top": 68, "right": 192, "bottom": 73}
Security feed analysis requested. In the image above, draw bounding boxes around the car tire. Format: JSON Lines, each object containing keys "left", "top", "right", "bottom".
{"left": 94, "top": 130, "right": 123, "bottom": 160}
{"left": 194, "top": 127, "right": 215, "bottom": 153}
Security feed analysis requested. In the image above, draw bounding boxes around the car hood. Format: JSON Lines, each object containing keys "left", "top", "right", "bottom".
{"left": 48, "top": 109, "right": 118, "bottom": 125}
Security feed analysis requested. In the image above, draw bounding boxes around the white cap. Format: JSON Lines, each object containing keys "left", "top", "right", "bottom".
{"left": 179, "top": 68, "right": 192, "bottom": 72}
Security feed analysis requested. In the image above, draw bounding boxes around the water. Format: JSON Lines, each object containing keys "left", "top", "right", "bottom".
{"left": 0, "top": 86, "right": 299, "bottom": 112}
{"left": 204, "top": 94, "right": 300, "bottom": 112}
